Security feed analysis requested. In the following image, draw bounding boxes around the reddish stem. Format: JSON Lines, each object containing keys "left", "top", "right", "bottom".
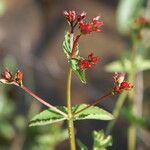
{"left": 73, "top": 92, "right": 112, "bottom": 116}
{"left": 20, "top": 85, "right": 67, "bottom": 117}
{"left": 71, "top": 34, "right": 81, "bottom": 57}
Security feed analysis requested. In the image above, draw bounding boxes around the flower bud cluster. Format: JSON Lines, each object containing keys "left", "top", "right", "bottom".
{"left": 0, "top": 69, "right": 23, "bottom": 86}
{"left": 79, "top": 53, "right": 99, "bottom": 70}
{"left": 112, "top": 72, "right": 133, "bottom": 94}
{"left": 63, "top": 10, "right": 86, "bottom": 25}
{"left": 63, "top": 10, "right": 103, "bottom": 34}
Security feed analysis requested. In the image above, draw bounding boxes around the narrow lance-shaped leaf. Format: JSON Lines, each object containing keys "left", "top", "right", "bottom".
{"left": 63, "top": 32, "right": 86, "bottom": 83}
{"left": 68, "top": 58, "right": 86, "bottom": 83}
{"left": 63, "top": 32, "right": 71, "bottom": 58}
{"left": 29, "top": 106, "right": 67, "bottom": 127}
{"left": 73, "top": 104, "right": 114, "bottom": 121}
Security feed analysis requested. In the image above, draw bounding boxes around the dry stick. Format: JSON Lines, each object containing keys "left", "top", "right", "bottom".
{"left": 73, "top": 92, "right": 112, "bottom": 116}
{"left": 21, "top": 85, "right": 67, "bottom": 117}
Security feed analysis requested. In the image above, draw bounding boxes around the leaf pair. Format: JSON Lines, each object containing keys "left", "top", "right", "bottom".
{"left": 29, "top": 104, "right": 114, "bottom": 127}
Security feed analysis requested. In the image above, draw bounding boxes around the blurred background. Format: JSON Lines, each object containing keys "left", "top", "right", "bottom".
{"left": 0, "top": 0, "right": 150, "bottom": 150}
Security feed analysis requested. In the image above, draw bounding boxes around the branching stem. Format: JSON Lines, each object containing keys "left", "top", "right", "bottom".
{"left": 73, "top": 92, "right": 112, "bottom": 116}
{"left": 21, "top": 85, "right": 67, "bottom": 117}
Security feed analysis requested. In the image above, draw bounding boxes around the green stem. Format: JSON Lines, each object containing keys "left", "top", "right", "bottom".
{"left": 127, "top": 73, "right": 136, "bottom": 150}
{"left": 127, "top": 34, "right": 138, "bottom": 150}
{"left": 66, "top": 68, "right": 76, "bottom": 150}
{"left": 106, "top": 91, "right": 127, "bottom": 134}
{"left": 128, "top": 125, "right": 136, "bottom": 150}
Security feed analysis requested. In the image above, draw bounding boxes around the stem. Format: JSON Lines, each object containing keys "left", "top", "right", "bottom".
{"left": 128, "top": 125, "right": 136, "bottom": 150}
{"left": 66, "top": 31, "right": 76, "bottom": 150}
{"left": 106, "top": 91, "right": 127, "bottom": 134}
{"left": 73, "top": 92, "right": 112, "bottom": 116}
{"left": 127, "top": 33, "right": 139, "bottom": 150}
{"left": 66, "top": 68, "right": 76, "bottom": 150}
{"left": 20, "top": 85, "right": 67, "bottom": 117}
{"left": 71, "top": 34, "right": 81, "bottom": 57}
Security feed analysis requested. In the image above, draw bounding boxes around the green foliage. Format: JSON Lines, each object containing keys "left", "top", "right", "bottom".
{"left": 93, "top": 130, "right": 112, "bottom": 150}
{"left": 105, "top": 57, "right": 133, "bottom": 72}
{"left": 28, "top": 123, "right": 68, "bottom": 150}
{"left": 77, "top": 139, "right": 88, "bottom": 150}
{"left": 68, "top": 58, "right": 86, "bottom": 83}
{"left": 63, "top": 32, "right": 86, "bottom": 83}
{"left": 29, "top": 107, "right": 67, "bottom": 127}
{"left": 134, "top": 55, "right": 150, "bottom": 71}
{"left": 122, "top": 107, "right": 150, "bottom": 128}
{"left": 73, "top": 104, "right": 114, "bottom": 121}
{"left": 78, "top": 130, "right": 112, "bottom": 150}
{"left": 63, "top": 32, "right": 71, "bottom": 58}
{"left": 30, "top": 104, "right": 114, "bottom": 127}
{"left": 105, "top": 55, "right": 150, "bottom": 73}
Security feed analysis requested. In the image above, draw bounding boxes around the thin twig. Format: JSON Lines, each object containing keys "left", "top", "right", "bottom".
{"left": 21, "top": 85, "right": 67, "bottom": 117}
{"left": 73, "top": 92, "right": 112, "bottom": 116}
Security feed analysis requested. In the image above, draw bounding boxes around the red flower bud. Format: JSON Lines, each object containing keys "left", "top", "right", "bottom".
{"left": 15, "top": 70, "right": 23, "bottom": 86}
{"left": 63, "top": 10, "right": 77, "bottom": 23}
{"left": 79, "top": 59, "right": 92, "bottom": 70}
{"left": 113, "top": 72, "right": 126, "bottom": 85}
{"left": 112, "top": 72, "right": 133, "bottom": 94}
{"left": 88, "top": 53, "right": 99, "bottom": 65}
{"left": 135, "top": 16, "right": 149, "bottom": 26}
{"left": 77, "top": 12, "right": 86, "bottom": 21}
{"left": 0, "top": 69, "right": 13, "bottom": 84}
{"left": 92, "top": 16, "right": 104, "bottom": 32}
{"left": 0, "top": 69, "right": 24, "bottom": 86}
{"left": 120, "top": 81, "right": 133, "bottom": 90}
{"left": 79, "top": 21, "right": 93, "bottom": 34}
{"left": 79, "top": 16, "right": 103, "bottom": 34}
{"left": 79, "top": 53, "right": 99, "bottom": 70}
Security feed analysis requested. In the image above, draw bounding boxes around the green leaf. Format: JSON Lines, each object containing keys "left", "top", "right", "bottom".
{"left": 75, "top": 69, "right": 86, "bottom": 83}
{"left": 73, "top": 104, "right": 114, "bottom": 121}
{"left": 105, "top": 58, "right": 132, "bottom": 72}
{"left": 68, "top": 59, "right": 79, "bottom": 71}
{"left": 93, "top": 130, "right": 112, "bottom": 150}
{"left": 105, "top": 60, "right": 125, "bottom": 72}
{"left": 77, "top": 139, "right": 88, "bottom": 150}
{"left": 134, "top": 55, "right": 150, "bottom": 71}
{"left": 105, "top": 55, "right": 150, "bottom": 73}
{"left": 63, "top": 32, "right": 86, "bottom": 83}
{"left": 140, "top": 60, "right": 150, "bottom": 71}
{"left": 63, "top": 32, "right": 71, "bottom": 58}
{"left": 68, "top": 59, "right": 86, "bottom": 83}
{"left": 29, "top": 107, "right": 67, "bottom": 127}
